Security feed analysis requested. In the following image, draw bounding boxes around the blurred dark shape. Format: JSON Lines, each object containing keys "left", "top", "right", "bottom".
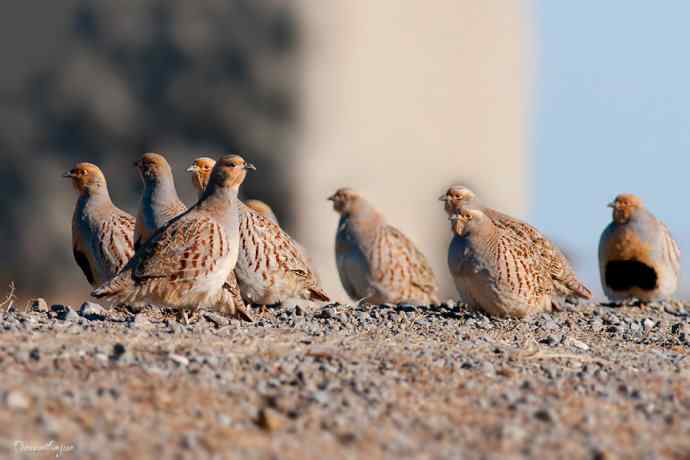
{"left": 0, "top": 0, "right": 300, "bottom": 301}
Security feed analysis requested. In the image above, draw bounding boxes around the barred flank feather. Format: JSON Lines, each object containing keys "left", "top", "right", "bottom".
{"left": 331, "top": 188, "right": 439, "bottom": 305}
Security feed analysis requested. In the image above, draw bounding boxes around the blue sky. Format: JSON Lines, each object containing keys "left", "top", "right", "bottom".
{"left": 532, "top": 2, "right": 690, "bottom": 297}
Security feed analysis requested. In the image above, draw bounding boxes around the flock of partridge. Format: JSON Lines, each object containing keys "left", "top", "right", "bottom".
{"left": 64, "top": 153, "right": 681, "bottom": 321}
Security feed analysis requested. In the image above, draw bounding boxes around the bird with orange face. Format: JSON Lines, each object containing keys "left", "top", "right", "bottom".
{"left": 92, "top": 155, "right": 254, "bottom": 319}
{"left": 446, "top": 207, "right": 553, "bottom": 317}
{"left": 133, "top": 153, "right": 187, "bottom": 249}
{"left": 440, "top": 185, "right": 591, "bottom": 302}
{"left": 64, "top": 162, "right": 135, "bottom": 287}
{"left": 187, "top": 157, "right": 328, "bottom": 307}
{"left": 599, "top": 194, "right": 680, "bottom": 302}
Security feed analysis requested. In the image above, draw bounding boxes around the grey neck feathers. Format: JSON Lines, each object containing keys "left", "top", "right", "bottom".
{"left": 200, "top": 184, "right": 239, "bottom": 210}
{"left": 625, "top": 207, "right": 655, "bottom": 227}
{"left": 144, "top": 175, "right": 180, "bottom": 207}
{"left": 466, "top": 217, "right": 499, "bottom": 257}
{"left": 80, "top": 184, "right": 113, "bottom": 209}
{"left": 344, "top": 199, "right": 385, "bottom": 245}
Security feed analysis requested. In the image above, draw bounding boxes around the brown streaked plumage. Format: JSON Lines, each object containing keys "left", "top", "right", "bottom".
{"left": 92, "top": 155, "right": 255, "bottom": 320}
{"left": 64, "top": 162, "right": 135, "bottom": 287}
{"left": 245, "top": 199, "right": 279, "bottom": 224}
{"left": 599, "top": 194, "right": 680, "bottom": 301}
{"left": 330, "top": 188, "right": 439, "bottom": 305}
{"left": 188, "top": 157, "right": 329, "bottom": 306}
{"left": 448, "top": 208, "right": 552, "bottom": 318}
{"left": 440, "top": 185, "right": 591, "bottom": 301}
{"left": 133, "top": 152, "right": 187, "bottom": 249}
{"left": 235, "top": 201, "right": 329, "bottom": 305}
{"left": 186, "top": 157, "right": 246, "bottom": 311}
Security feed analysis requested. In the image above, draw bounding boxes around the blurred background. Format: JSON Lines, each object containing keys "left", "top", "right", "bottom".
{"left": 0, "top": 0, "right": 687, "bottom": 306}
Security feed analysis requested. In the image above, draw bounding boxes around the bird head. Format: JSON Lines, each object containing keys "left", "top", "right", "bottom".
{"left": 439, "top": 185, "right": 477, "bottom": 216}
{"left": 608, "top": 193, "right": 643, "bottom": 224}
{"left": 450, "top": 208, "right": 486, "bottom": 236}
{"left": 186, "top": 157, "right": 216, "bottom": 194}
{"left": 328, "top": 188, "right": 360, "bottom": 215}
{"left": 134, "top": 153, "right": 173, "bottom": 184}
{"left": 63, "top": 162, "right": 107, "bottom": 194}
{"left": 207, "top": 154, "right": 255, "bottom": 191}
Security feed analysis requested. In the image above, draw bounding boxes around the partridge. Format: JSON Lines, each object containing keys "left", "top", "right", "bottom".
{"left": 64, "top": 163, "right": 135, "bottom": 287}
{"left": 141, "top": 154, "right": 244, "bottom": 313}
{"left": 440, "top": 185, "right": 591, "bottom": 301}
{"left": 187, "top": 157, "right": 329, "bottom": 306}
{"left": 599, "top": 194, "right": 680, "bottom": 301}
{"left": 134, "top": 153, "right": 187, "bottom": 249}
{"left": 92, "top": 155, "right": 254, "bottom": 319}
{"left": 448, "top": 208, "right": 552, "bottom": 318}
{"left": 329, "top": 188, "right": 439, "bottom": 305}
{"left": 186, "top": 157, "right": 248, "bottom": 311}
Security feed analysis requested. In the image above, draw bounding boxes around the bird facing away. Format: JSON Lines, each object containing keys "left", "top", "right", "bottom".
{"left": 440, "top": 185, "right": 591, "bottom": 301}
{"left": 245, "top": 200, "right": 279, "bottom": 224}
{"left": 92, "top": 155, "right": 254, "bottom": 318}
{"left": 134, "top": 153, "right": 187, "bottom": 249}
{"left": 329, "top": 188, "right": 440, "bottom": 305}
{"left": 447, "top": 208, "right": 553, "bottom": 318}
{"left": 187, "top": 157, "right": 329, "bottom": 306}
{"left": 599, "top": 194, "right": 680, "bottom": 302}
{"left": 65, "top": 163, "right": 135, "bottom": 288}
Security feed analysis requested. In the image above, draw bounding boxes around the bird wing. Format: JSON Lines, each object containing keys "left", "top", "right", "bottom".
{"left": 660, "top": 221, "right": 681, "bottom": 276}
{"left": 133, "top": 207, "right": 146, "bottom": 251}
{"left": 132, "top": 212, "right": 229, "bottom": 283}
{"left": 485, "top": 208, "right": 591, "bottom": 299}
{"left": 241, "top": 206, "right": 315, "bottom": 276}
{"left": 73, "top": 246, "right": 95, "bottom": 286}
{"left": 370, "top": 225, "right": 439, "bottom": 302}
{"left": 96, "top": 210, "right": 136, "bottom": 277}
{"left": 239, "top": 206, "right": 328, "bottom": 301}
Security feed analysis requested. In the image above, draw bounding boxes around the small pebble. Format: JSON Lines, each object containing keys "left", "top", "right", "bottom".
{"left": 170, "top": 354, "right": 190, "bottom": 367}
{"left": 568, "top": 338, "right": 590, "bottom": 351}
{"left": 79, "top": 302, "right": 107, "bottom": 320}
{"left": 30, "top": 298, "right": 48, "bottom": 313}
{"left": 257, "top": 407, "right": 287, "bottom": 432}
{"left": 6, "top": 390, "right": 30, "bottom": 410}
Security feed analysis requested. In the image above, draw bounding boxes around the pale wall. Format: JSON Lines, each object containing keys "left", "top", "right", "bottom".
{"left": 295, "top": 1, "right": 533, "bottom": 301}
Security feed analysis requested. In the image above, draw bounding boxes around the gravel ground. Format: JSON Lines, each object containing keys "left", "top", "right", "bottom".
{"left": 0, "top": 298, "right": 689, "bottom": 459}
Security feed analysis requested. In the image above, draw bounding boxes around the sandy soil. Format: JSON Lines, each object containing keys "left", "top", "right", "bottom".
{"left": 0, "top": 299, "right": 689, "bottom": 459}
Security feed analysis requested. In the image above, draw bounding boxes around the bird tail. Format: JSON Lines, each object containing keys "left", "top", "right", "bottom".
{"left": 220, "top": 281, "right": 253, "bottom": 322}
{"left": 308, "top": 287, "right": 330, "bottom": 302}
{"left": 557, "top": 278, "right": 592, "bottom": 300}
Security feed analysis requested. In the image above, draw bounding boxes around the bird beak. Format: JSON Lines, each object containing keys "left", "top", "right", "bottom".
{"left": 607, "top": 202, "right": 615, "bottom": 208}
{"left": 327, "top": 195, "right": 336, "bottom": 202}
{"left": 133, "top": 160, "right": 140, "bottom": 168}
{"left": 186, "top": 165, "right": 199, "bottom": 173}
{"left": 62, "top": 171, "right": 75, "bottom": 178}
{"left": 244, "top": 163, "right": 256, "bottom": 171}
{"left": 438, "top": 194, "right": 448, "bottom": 202}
